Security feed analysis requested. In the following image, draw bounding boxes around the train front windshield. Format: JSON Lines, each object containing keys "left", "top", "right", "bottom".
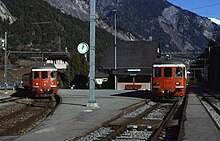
{"left": 153, "top": 67, "right": 184, "bottom": 78}
{"left": 42, "top": 71, "right": 48, "bottom": 79}
{"left": 50, "top": 71, "right": 57, "bottom": 79}
{"left": 164, "top": 67, "right": 172, "bottom": 77}
{"left": 33, "top": 71, "right": 39, "bottom": 79}
{"left": 153, "top": 67, "right": 161, "bottom": 77}
{"left": 175, "top": 67, "right": 183, "bottom": 77}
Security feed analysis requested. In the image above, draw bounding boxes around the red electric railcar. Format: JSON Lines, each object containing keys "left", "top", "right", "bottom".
{"left": 152, "top": 58, "right": 187, "bottom": 99}
{"left": 23, "top": 63, "right": 58, "bottom": 97}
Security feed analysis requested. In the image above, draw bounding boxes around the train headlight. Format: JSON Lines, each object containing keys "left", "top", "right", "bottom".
{"left": 44, "top": 83, "right": 46, "bottom": 86}
{"left": 51, "top": 82, "right": 54, "bottom": 85}
{"left": 154, "top": 82, "right": 160, "bottom": 85}
{"left": 175, "top": 82, "right": 180, "bottom": 85}
{"left": 35, "top": 83, "right": 38, "bottom": 86}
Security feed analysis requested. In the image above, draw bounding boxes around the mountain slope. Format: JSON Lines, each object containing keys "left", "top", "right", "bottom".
{"left": 44, "top": 0, "right": 220, "bottom": 57}
{"left": 0, "top": 1, "right": 16, "bottom": 24}
{"left": 45, "top": 0, "right": 139, "bottom": 41}
{"left": 0, "top": 0, "right": 115, "bottom": 66}
{"left": 96, "top": 0, "right": 220, "bottom": 54}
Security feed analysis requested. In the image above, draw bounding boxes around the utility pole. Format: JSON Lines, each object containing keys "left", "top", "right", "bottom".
{"left": 87, "top": 0, "right": 98, "bottom": 108}
{"left": 4, "top": 32, "right": 7, "bottom": 93}
{"left": 113, "top": 9, "right": 117, "bottom": 90}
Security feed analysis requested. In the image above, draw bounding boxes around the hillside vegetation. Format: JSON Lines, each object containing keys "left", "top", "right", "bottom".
{"left": 0, "top": 0, "right": 114, "bottom": 61}
{"left": 0, "top": 0, "right": 115, "bottom": 87}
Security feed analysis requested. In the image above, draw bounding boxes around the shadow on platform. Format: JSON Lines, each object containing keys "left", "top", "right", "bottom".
{"left": 112, "top": 90, "right": 153, "bottom": 100}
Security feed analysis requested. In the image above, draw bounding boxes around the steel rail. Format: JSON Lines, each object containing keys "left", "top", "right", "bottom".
{"left": 149, "top": 101, "right": 179, "bottom": 141}
{"left": 0, "top": 95, "right": 61, "bottom": 136}
{"left": 100, "top": 103, "right": 160, "bottom": 141}
{"left": 196, "top": 88, "right": 220, "bottom": 115}
{"left": 0, "top": 97, "right": 19, "bottom": 104}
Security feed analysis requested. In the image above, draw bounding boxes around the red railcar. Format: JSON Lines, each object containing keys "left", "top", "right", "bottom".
{"left": 152, "top": 58, "right": 187, "bottom": 99}
{"left": 23, "top": 63, "right": 58, "bottom": 97}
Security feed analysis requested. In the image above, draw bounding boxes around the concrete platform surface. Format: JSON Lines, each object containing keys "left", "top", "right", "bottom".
{"left": 183, "top": 93, "right": 220, "bottom": 141}
{"left": 12, "top": 89, "right": 145, "bottom": 141}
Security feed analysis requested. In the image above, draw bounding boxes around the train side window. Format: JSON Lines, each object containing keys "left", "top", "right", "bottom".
{"left": 164, "top": 67, "right": 172, "bottom": 77}
{"left": 33, "top": 71, "right": 39, "bottom": 79}
{"left": 42, "top": 71, "right": 48, "bottom": 79}
{"left": 50, "top": 71, "right": 57, "bottom": 79}
{"left": 153, "top": 67, "right": 161, "bottom": 77}
{"left": 175, "top": 67, "right": 182, "bottom": 77}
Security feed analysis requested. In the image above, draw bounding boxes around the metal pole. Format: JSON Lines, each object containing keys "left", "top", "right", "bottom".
{"left": 42, "top": 53, "right": 44, "bottom": 63}
{"left": 4, "top": 32, "right": 7, "bottom": 93}
{"left": 114, "top": 10, "right": 117, "bottom": 90}
{"left": 87, "top": 0, "right": 97, "bottom": 107}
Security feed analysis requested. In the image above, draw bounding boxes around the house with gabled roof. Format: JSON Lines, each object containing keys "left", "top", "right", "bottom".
{"left": 100, "top": 41, "right": 160, "bottom": 90}
{"left": 45, "top": 52, "right": 69, "bottom": 70}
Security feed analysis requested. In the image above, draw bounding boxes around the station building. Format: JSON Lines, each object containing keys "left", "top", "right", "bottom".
{"left": 100, "top": 41, "right": 160, "bottom": 90}
{"left": 45, "top": 53, "right": 69, "bottom": 70}
{"left": 208, "top": 37, "right": 220, "bottom": 91}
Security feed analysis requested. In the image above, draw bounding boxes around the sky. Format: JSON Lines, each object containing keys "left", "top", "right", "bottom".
{"left": 167, "top": 0, "right": 220, "bottom": 18}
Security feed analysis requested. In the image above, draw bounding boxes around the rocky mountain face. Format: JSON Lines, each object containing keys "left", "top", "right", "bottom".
{"left": 44, "top": 0, "right": 220, "bottom": 57}
{"left": 1, "top": 0, "right": 219, "bottom": 57}
{"left": 45, "top": 0, "right": 138, "bottom": 41}
{"left": 96, "top": 0, "right": 220, "bottom": 54}
{"left": 0, "top": 0, "right": 16, "bottom": 24}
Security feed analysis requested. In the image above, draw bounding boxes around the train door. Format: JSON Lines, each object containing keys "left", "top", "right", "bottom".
{"left": 41, "top": 71, "right": 49, "bottom": 92}
{"left": 162, "top": 67, "right": 175, "bottom": 93}
{"left": 32, "top": 71, "right": 40, "bottom": 93}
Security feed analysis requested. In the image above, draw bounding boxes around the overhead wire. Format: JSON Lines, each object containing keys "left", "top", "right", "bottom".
{"left": 188, "top": 2, "right": 220, "bottom": 10}
{"left": 185, "top": 2, "right": 220, "bottom": 18}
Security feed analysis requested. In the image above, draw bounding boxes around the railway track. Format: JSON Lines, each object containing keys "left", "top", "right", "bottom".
{"left": 0, "top": 94, "right": 61, "bottom": 136}
{"left": 74, "top": 98, "right": 187, "bottom": 141}
{"left": 0, "top": 96, "right": 20, "bottom": 104}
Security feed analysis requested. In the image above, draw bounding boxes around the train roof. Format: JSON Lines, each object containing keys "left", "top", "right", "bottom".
{"left": 153, "top": 58, "right": 185, "bottom": 66}
{"left": 32, "top": 63, "right": 57, "bottom": 71}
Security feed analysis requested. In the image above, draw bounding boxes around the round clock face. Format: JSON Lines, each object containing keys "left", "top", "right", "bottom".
{"left": 77, "top": 42, "right": 89, "bottom": 54}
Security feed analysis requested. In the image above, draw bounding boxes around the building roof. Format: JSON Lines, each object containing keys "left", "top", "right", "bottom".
{"left": 101, "top": 41, "right": 159, "bottom": 69}
{"left": 44, "top": 52, "right": 69, "bottom": 61}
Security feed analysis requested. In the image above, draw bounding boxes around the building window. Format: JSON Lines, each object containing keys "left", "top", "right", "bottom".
{"left": 118, "top": 76, "right": 133, "bottom": 82}
{"left": 135, "top": 75, "right": 151, "bottom": 82}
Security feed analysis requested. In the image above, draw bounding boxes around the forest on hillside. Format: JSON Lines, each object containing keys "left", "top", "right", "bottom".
{"left": 0, "top": 0, "right": 115, "bottom": 87}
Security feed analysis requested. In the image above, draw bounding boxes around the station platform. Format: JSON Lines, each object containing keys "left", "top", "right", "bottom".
{"left": 12, "top": 89, "right": 146, "bottom": 141}
{"left": 0, "top": 90, "right": 15, "bottom": 98}
{"left": 1, "top": 89, "right": 219, "bottom": 141}
{"left": 183, "top": 93, "right": 220, "bottom": 141}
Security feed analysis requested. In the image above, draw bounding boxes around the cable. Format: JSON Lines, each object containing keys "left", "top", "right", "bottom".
{"left": 189, "top": 3, "right": 220, "bottom": 10}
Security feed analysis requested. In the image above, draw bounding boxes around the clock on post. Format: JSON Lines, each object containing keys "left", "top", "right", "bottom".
{"left": 77, "top": 42, "right": 89, "bottom": 54}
